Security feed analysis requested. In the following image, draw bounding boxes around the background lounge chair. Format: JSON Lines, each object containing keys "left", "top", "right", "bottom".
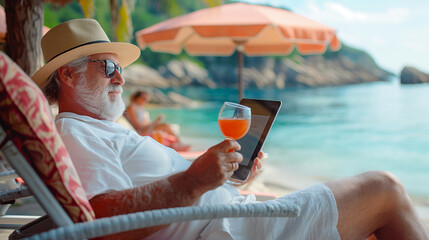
{"left": 0, "top": 155, "right": 36, "bottom": 230}
{"left": 0, "top": 51, "right": 300, "bottom": 240}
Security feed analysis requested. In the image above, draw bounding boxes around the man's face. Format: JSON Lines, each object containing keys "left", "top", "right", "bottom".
{"left": 73, "top": 53, "right": 126, "bottom": 121}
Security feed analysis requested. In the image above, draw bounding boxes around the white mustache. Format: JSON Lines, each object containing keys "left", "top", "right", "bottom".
{"left": 106, "top": 84, "right": 122, "bottom": 93}
{"left": 75, "top": 74, "right": 125, "bottom": 121}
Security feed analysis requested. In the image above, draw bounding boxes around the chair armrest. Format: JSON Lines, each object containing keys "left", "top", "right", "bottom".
{"left": 25, "top": 202, "right": 300, "bottom": 240}
{"left": 0, "top": 170, "right": 19, "bottom": 181}
{"left": 0, "top": 186, "right": 32, "bottom": 204}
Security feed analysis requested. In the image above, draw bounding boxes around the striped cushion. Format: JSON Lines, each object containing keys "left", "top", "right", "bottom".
{"left": 0, "top": 51, "right": 95, "bottom": 222}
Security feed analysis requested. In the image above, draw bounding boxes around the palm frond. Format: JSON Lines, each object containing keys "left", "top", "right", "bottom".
{"left": 116, "top": 0, "right": 133, "bottom": 42}
{"left": 78, "top": 0, "right": 94, "bottom": 18}
{"left": 203, "top": 0, "right": 223, "bottom": 7}
{"left": 110, "top": 0, "right": 119, "bottom": 40}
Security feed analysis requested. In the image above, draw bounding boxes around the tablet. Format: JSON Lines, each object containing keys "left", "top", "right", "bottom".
{"left": 232, "top": 99, "right": 282, "bottom": 182}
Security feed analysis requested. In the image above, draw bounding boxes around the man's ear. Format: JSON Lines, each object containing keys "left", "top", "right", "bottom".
{"left": 57, "top": 66, "right": 75, "bottom": 87}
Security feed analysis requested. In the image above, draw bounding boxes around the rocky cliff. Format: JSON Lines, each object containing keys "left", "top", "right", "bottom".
{"left": 124, "top": 44, "right": 393, "bottom": 91}
{"left": 203, "top": 53, "right": 391, "bottom": 88}
{"left": 400, "top": 67, "right": 429, "bottom": 84}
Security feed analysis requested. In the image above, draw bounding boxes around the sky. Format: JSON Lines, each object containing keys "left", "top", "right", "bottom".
{"left": 239, "top": 0, "right": 429, "bottom": 75}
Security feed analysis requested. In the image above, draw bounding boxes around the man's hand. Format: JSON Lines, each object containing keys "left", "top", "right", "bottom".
{"left": 229, "top": 151, "right": 265, "bottom": 187}
{"left": 245, "top": 151, "right": 265, "bottom": 184}
{"left": 186, "top": 140, "right": 243, "bottom": 193}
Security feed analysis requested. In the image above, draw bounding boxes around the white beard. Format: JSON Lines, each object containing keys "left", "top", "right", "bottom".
{"left": 74, "top": 75, "right": 125, "bottom": 121}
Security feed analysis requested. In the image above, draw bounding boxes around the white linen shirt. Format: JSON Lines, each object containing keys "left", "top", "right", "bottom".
{"left": 56, "top": 112, "right": 194, "bottom": 198}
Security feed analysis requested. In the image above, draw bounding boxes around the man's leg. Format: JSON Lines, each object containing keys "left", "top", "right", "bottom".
{"left": 324, "top": 171, "right": 428, "bottom": 240}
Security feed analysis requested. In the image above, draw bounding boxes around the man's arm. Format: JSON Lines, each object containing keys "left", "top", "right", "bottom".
{"left": 90, "top": 140, "right": 243, "bottom": 239}
{"left": 90, "top": 171, "right": 204, "bottom": 239}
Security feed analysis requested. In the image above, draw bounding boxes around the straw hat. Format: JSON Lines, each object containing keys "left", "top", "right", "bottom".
{"left": 32, "top": 18, "right": 140, "bottom": 87}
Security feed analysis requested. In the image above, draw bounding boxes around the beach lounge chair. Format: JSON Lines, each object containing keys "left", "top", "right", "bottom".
{"left": 0, "top": 51, "right": 300, "bottom": 240}
{"left": 0, "top": 155, "right": 38, "bottom": 230}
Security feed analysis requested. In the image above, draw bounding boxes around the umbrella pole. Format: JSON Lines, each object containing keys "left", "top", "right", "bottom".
{"left": 238, "top": 50, "right": 243, "bottom": 101}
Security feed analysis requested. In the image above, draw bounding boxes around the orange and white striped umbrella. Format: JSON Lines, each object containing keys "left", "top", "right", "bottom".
{"left": 136, "top": 2, "right": 341, "bottom": 99}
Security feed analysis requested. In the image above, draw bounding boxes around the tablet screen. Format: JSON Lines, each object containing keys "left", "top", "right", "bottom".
{"left": 238, "top": 114, "right": 270, "bottom": 166}
{"left": 232, "top": 99, "right": 282, "bottom": 181}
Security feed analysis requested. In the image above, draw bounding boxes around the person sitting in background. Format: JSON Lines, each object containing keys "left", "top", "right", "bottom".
{"left": 125, "top": 90, "right": 190, "bottom": 151}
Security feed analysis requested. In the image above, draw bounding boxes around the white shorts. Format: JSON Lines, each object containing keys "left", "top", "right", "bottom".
{"left": 199, "top": 184, "right": 340, "bottom": 240}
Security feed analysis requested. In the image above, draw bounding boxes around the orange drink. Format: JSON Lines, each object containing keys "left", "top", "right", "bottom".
{"left": 218, "top": 102, "right": 251, "bottom": 183}
{"left": 218, "top": 118, "right": 250, "bottom": 140}
{"left": 152, "top": 131, "right": 163, "bottom": 143}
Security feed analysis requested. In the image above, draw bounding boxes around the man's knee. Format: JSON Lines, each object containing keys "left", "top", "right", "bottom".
{"left": 360, "top": 171, "right": 410, "bottom": 206}
{"left": 362, "top": 170, "right": 403, "bottom": 191}
{"left": 326, "top": 170, "right": 409, "bottom": 208}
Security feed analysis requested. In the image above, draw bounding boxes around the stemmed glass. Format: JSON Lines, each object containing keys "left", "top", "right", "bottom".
{"left": 218, "top": 102, "right": 251, "bottom": 184}
{"left": 218, "top": 102, "right": 251, "bottom": 142}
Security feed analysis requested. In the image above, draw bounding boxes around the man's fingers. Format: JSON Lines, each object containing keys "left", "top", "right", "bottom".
{"left": 255, "top": 158, "right": 263, "bottom": 169}
{"left": 215, "top": 140, "right": 241, "bottom": 152}
{"left": 257, "top": 151, "right": 264, "bottom": 159}
{"left": 225, "top": 151, "right": 243, "bottom": 163}
{"left": 251, "top": 158, "right": 259, "bottom": 170}
{"left": 221, "top": 156, "right": 241, "bottom": 174}
{"left": 230, "top": 162, "right": 239, "bottom": 171}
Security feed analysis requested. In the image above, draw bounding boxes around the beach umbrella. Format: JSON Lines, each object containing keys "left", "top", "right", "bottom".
{"left": 136, "top": 2, "right": 341, "bottom": 100}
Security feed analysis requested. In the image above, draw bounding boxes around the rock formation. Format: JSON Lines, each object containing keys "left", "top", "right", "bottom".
{"left": 122, "top": 64, "right": 170, "bottom": 88}
{"left": 124, "top": 53, "right": 392, "bottom": 89}
{"left": 159, "top": 59, "right": 216, "bottom": 88}
{"left": 400, "top": 67, "right": 429, "bottom": 84}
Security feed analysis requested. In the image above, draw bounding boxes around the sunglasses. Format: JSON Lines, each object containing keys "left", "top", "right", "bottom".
{"left": 87, "top": 59, "right": 122, "bottom": 78}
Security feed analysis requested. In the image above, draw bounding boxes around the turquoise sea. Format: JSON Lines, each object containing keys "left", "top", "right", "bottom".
{"left": 148, "top": 81, "right": 429, "bottom": 198}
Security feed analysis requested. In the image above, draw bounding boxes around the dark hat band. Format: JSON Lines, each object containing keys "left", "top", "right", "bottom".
{"left": 47, "top": 40, "right": 110, "bottom": 63}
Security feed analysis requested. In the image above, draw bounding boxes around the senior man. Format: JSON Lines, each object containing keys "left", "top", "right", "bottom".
{"left": 32, "top": 19, "right": 428, "bottom": 240}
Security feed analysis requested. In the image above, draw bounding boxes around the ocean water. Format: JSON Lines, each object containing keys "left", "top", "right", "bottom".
{"left": 148, "top": 81, "right": 429, "bottom": 197}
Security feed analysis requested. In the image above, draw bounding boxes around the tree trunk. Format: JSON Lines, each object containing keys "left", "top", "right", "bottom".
{"left": 5, "top": 0, "right": 44, "bottom": 76}
{"left": 110, "top": 0, "right": 119, "bottom": 41}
